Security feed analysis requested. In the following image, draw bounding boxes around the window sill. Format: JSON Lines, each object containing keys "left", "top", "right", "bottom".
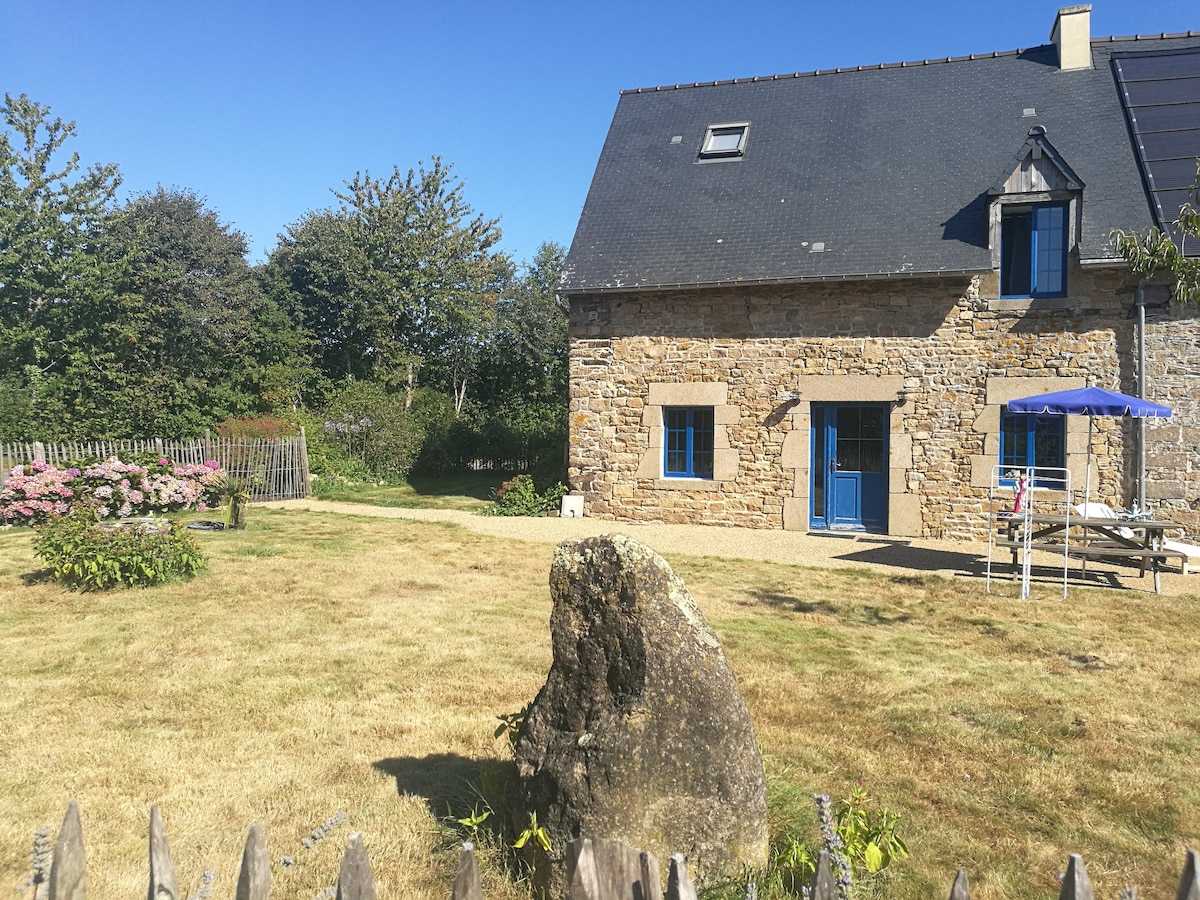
{"left": 653, "top": 477, "right": 723, "bottom": 492}
{"left": 987, "top": 296, "right": 1074, "bottom": 312}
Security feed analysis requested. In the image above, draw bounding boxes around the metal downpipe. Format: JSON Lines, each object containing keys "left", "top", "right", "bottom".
{"left": 1137, "top": 281, "right": 1147, "bottom": 512}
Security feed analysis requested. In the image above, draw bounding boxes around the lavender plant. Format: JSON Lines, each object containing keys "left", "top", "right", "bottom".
{"left": 815, "top": 794, "right": 854, "bottom": 900}
{"left": 301, "top": 810, "right": 348, "bottom": 850}
{"left": 22, "top": 826, "right": 51, "bottom": 897}
{"left": 185, "top": 868, "right": 214, "bottom": 900}
{"left": 766, "top": 785, "right": 908, "bottom": 899}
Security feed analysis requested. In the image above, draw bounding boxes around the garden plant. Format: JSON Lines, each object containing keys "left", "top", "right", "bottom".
{"left": 0, "top": 456, "right": 226, "bottom": 526}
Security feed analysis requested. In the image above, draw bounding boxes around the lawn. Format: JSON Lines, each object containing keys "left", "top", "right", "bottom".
{"left": 1, "top": 508, "right": 1198, "bottom": 899}
{"left": 310, "top": 471, "right": 514, "bottom": 511}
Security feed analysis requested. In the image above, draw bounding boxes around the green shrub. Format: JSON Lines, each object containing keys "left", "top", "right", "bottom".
{"left": 481, "top": 474, "right": 567, "bottom": 517}
{"left": 33, "top": 505, "right": 205, "bottom": 590}
{"left": 319, "top": 381, "right": 425, "bottom": 482}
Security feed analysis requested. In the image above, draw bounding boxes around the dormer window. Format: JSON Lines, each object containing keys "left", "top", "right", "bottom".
{"left": 988, "top": 128, "right": 1083, "bottom": 299}
{"left": 699, "top": 123, "right": 749, "bottom": 160}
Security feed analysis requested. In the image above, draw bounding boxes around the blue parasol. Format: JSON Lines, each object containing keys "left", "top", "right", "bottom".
{"left": 1006, "top": 386, "right": 1171, "bottom": 419}
{"left": 1006, "top": 386, "right": 1172, "bottom": 509}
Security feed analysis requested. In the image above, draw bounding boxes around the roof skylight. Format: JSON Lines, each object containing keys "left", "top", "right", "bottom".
{"left": 699, "top": 123, "right": 749, "bottom": 160}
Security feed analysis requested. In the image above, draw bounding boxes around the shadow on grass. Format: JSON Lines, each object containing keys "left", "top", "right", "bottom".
{"left": 750, "top": 590, "right": 842, "bottom": 616}
{"left": 373, "top": 754, "right": 518, "bottom": 822}
{"left": 404, "top": 472, "right": 517, "bottom": 500}
{"left": 20, "top": 567, "right": 56, "bottom": 586}
{"left": 751, "top": 591, "right": 913, "bottom": 625}
{"left": 833, "top": 542, "right": 988, "bottom": 576}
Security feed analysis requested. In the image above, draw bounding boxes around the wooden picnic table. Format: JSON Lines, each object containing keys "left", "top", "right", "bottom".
{"left": 996, "top": 513, "right": 1185, "bottom": 593}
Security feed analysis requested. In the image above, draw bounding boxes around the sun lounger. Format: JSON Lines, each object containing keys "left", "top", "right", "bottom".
{"left": 1162, "top": 539, "right": 1200, "bottom": 575}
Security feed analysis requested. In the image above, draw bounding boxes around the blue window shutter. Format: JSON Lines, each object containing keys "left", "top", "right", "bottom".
{"left": 1032, "top": 205, "right": 1066, "bottom": 297}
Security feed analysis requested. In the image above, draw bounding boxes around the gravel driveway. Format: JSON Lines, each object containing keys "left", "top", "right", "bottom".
{"left": 257, "top": 499, "right": 1197, "bottom": 597}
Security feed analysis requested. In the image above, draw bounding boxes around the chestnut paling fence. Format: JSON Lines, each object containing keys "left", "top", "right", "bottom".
{"left": 0, "top": 432, "right": 310, "bottom": 502}
{"left": 28, "top": 801, "right": 1200, "bottom": 900}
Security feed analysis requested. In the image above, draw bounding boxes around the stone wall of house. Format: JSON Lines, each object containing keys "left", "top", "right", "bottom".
{"left": 568, "top": 264, "right": 1200, "bottom": 541}
{"left": 1143, "top": 290, "right": 1200, "bottom": 532}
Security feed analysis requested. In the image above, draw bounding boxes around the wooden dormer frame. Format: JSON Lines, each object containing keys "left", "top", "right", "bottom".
{"left": 987, "top": 127, "right": 1085, "bottom": 268}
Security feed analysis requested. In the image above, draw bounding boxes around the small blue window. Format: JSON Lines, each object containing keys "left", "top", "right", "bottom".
{"left": 1001, "top": 203, "right": 1067, "bottom": 298}
{"left": 664, "top": 407, "right": 714, "bottom": 478}
{"left": 1000, "top": 408, "right": 1065, "bottom": 487}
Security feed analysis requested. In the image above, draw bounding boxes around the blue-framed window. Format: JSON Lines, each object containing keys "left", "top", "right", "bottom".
{"left": 1000, "top": 408, "right": 1065, "bottom": 486}
{"left": 1001, "top": 203, "right": 1067, "bottom": 298}
{"left": 664, "top": 407, "right": 714, "bottom": 478}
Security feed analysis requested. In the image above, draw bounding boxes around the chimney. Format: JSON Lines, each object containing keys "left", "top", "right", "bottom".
{"left": 1051, "top": 5, "right": 1093, "bottom": 70}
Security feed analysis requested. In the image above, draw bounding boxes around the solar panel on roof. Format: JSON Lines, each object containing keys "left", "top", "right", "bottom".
{"left": 1113, "top": 47, "right": 1200, "bottom": 256}
{"left": 1120, "top": 76, "right": 1200, "bottom": 107}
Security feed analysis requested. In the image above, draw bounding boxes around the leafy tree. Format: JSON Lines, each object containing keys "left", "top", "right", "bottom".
{"left": 0, "top": 92, "right": 123, "bottom": 438}
{"left": 478, "top": 241, "right": 568, "bottom": 408}
{"left": 265, "top": 208, "right": 381, "bottom": 384}
{"left": 1112, "top": 163, "right": 1200, "bottom": 303}
{"left": 99, "top": 187, "right": 312, "bottom": 435}
{"left": 268, "top": 158, "right": 512, "bottom": 409}
{"left": 319, "top": 379, "right": 425, "bottom": 481}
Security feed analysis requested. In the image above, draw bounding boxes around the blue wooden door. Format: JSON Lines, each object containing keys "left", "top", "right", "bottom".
{"left": 810, "top": 404, "right": 888, "bottom": 532}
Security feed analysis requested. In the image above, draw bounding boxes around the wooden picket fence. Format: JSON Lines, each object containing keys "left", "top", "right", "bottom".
{"left": 28, "top": 801, "right": 1200, "bottom": 900}
{"left": 0, "top": 432, "right": 310, "bottom": 502}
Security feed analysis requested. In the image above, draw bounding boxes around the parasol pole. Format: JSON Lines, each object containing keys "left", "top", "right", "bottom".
{"left": 1136, "top": 282, "right": 1147, "bottom": 513}
{"left": 1084, "top": 412, "right": 1094, "bottom": 512}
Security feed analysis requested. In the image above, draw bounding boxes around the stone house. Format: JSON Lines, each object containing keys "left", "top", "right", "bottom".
{"left": 560, "top": 5, "right": 1200, "bottom": 540}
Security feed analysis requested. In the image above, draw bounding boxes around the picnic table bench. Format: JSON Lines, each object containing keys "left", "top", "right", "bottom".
{"left": 997, "top": 513, "right": 1186, "bottom": 593}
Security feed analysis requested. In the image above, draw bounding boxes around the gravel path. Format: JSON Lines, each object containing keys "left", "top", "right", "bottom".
{"left": 257, "top": 499, "right": 1197, "bottom": 596}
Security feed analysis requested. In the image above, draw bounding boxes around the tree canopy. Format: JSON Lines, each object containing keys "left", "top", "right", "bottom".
{"left": 0, "top": 93, "right": 568, "bottom": 479}
{"left": 100, "top": 187, "right": 311, "bottom": 434}
{"left": 269, "top": 158, "right": 514, "bottom": 410}
{"left": 0, "top": 92, "right": 124, "bottom": 437}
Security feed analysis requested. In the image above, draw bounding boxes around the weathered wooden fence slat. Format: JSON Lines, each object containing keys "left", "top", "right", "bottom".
{"left": 1179, "top": 849, "right": 1200, "bottom": 900}
{"left": 949, "top": 867, "right": 972, "bottom": 900}
{"left": 641, "top": 849, "right": 663, "bottom": 900}
{"left": 565, "top": 837, "right": 602, "bottom": 899}
{"left": 449, "top": 842, "right": 482, "bottom": 900}
{"left": 29, "top": 803, "right": 1200, "bottom": 899}
{"left": 1060, "top": 853, "right": 1094, "bottom": 900}
{"left": 811, "top": 849, "right": 836, "bottom": 900}
{"left": 335, "top": 832, "right": 377, "bottom": 900}
{"left": 565, "top": 836, "right": 663, "bottom": 900}
{"left": 235, "top": 823, "right": 270, "bottom": 900}
{"left": 148, "top": 804, "right": 179, "bottom": 900}
{"left": 48, "top": 800, "right": 86, "bottom": 900}
{"left": 665, "top": 852, "right": 698, "bottom": 900}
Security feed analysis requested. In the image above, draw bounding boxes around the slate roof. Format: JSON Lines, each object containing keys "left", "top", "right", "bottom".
{"left": 561, "top": 32, "right": 1200, "bottom": 294}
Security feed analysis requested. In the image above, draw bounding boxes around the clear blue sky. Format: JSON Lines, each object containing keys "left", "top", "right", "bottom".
{"left": 3, "top": 0, "right": 1195, "bottom": 268}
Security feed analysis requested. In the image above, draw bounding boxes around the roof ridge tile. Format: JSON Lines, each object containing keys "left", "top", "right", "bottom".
{"left": 618, "top": 32, "right": 1200, "bottom": 95}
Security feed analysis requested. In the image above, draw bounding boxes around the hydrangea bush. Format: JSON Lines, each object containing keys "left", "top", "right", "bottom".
{"left": 0, "top": 457, "right": 226, "bottom": 527}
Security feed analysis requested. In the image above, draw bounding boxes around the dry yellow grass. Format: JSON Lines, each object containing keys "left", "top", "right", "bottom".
{"left": 1, "top": 509, "right": 1198, "bottom": 899}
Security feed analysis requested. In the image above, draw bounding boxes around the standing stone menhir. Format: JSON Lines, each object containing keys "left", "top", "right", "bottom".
{"left": 513, "top": 534, "right": 768, "bottom": 895}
